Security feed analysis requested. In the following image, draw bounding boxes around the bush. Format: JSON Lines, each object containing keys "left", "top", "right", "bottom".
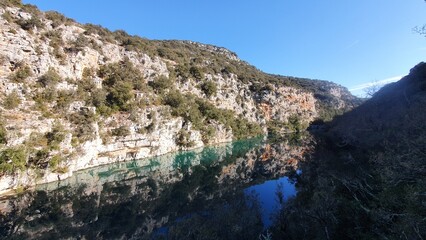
{"left": 45, "top": 122, "right": 66, "bottom": 150}
{"left": 55, "top": 90, "right": 76, "bottom": 113}
{"left": 0, "top": 0, "right": 23, "bottom": 8}
{"left": 189, "top": 66, "right": 204, "bottom": 80}
{"left": 201, "top": 125, "right": 216, "bottom": 144}
{"left": 16, "top": 16, "right": 43, "bottom": 31}
{"left": 106, "top": 81, "right": 133, "bottom": 111}
{"left": 44, "top": 30, "right": 66, "bottom": 61}
{"left": 111, "top": 126, "right": 130, "bottom": 137}
{"left": 49, "top": 154, "right": 63, "bottom": 170}
{"left": 0, "top": 147, "right": 27, "bottom": 175}
{"left": 66, "top": 34, "right": 89, "bottom": 53}
{"left": 3, "top": 91, "right": 21, "bottom": 109}
{"left": 0, "top": 123, "right": 7, "bottom": 144}
{"left": 9, "top": 64, "right": 32, "bottom": 82}
{"left": 149, "top": 75, "right": 173, "bottom": 93}
{"left": 99, "top": 60, "right": 146, "bottom": 91}
{"left": 176, "top": 129, "right": 195, "bottom": 148}
{"left": 38, "top": 68, "right": 61, "bottom": 87}
{"left": 69, "top": 108, "right": 97, "bottom": 142}
{"left": 2, "top": 11, "right": 14, "bottom": 23}
{"left": 163, "top": 90, "right": 185, "bottom": 108}
{"left": 28, "top": 148, "right": 49, "bottom": 169}
{"left": 200, "top": 80, "right": 217, "bottom": 97}
{"left": 45, "top": 11, "right": 69, "bottom": 28}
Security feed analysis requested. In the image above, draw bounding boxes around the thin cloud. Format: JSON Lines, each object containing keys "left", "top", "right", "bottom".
{"left": 349, "top": 75, "right": 403, "bottom": 92}
{"left": 345, "top": 40, "right": 360, "bottom": 50}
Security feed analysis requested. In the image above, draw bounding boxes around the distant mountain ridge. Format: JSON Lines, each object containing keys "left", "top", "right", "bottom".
{"left": 0, "top": 0, "right": 358, "bottom": 193}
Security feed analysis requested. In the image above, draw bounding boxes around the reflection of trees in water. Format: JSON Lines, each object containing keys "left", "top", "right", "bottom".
{"left": 0, "top": 138, "right": 308, "bottom": 239}
{"left": 155, "top": 192, "right": 263, "bottom": 240}
{"left": 271, "top": 135, "right": 426, "bottom": 239}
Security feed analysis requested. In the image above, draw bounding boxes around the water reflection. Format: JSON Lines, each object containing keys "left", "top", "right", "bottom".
{"left": 245, "top": 176, "right": 297, "bottom": 228}
{"left": 0, "top": 136, "right": 311, "bottom": 239}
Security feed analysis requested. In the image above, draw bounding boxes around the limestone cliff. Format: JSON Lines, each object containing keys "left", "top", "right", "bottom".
{"left": 0, "top": 2, "right": 358, "bottom": 193}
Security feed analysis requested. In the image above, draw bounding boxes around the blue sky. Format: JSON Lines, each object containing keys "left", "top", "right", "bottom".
{"left": 23, "top": 0, "right": 426, "bottom": 96}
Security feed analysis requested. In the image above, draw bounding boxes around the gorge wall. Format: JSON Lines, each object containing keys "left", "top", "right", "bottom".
{"left": 0, "top": 2, "right": 358, "bottom": 193}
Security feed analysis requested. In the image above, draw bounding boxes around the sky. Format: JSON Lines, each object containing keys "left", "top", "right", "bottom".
{"left": 22, "top": 0, "right": 426, "bottom": 96}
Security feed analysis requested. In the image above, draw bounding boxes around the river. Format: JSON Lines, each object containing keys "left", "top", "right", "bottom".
{"left": 0, "top": 136, "right": 311, "bottom": 239}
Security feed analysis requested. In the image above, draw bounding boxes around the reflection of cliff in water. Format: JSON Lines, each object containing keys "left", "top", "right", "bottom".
{"left": 0, "top": 136, "right": 312, "bottom": 239}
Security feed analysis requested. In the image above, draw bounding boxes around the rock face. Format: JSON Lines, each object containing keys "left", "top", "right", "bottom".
{"left": 0, "top": 3, "right": 358, "bottom": 193}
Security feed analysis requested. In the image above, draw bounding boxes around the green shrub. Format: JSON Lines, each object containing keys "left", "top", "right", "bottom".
{"left": 0, "top": 0, "right": 23, "bottom": 8}
{"left": 176, "top": 129, "right": 195, "bottom": 148}
{"left": 28, "top": 148, "right": 49, "bottom": 169}
{"left": 45, "top": 11, "right": 69, "bottom": 28}
{"left": 106, "top": 81, "right": 133, "bottom": 111}
{"left": 163, "top": 90, "right": 185, "bottom": 108}
{"left": 54, "top": 90, "right": 75, "bottom": 113}
{"left": 16, "top": 16, "right": 43, "bottom": 31}
{"left": 0, "top": 123, "right": 7, "bottom": 144}
{"left": 201, "top": 125, "right": 216, "bottom": 144}
{"left": 49, "top": 154, "right": 63, "bottom": 170}
{"left": 66, "top": 34, "right": 89, "bottom": 53}
{"left": 149, "top": 75, "right": 173, "bottom": 93}
{"left": 287, "top": 114, "right": 307, "bottom": 132}
{"left": 38, "top": 68, "right": 61, "bottom": 87}
{"left": 0, "top": 147, "right": 27, "bottom": 175}
{"left": 44, "top": 30, "right": 66, "bottom": 61}
{"left": 3, "top": 91, "right": 21, "bottom": 109}
{"left": 45, "top": 122, "right": 66, "bottom": 150}
{"left": 99, "top": 60, "right": 146, "bottom": 91}
{"left": 230, "top": 117, "right": 263, "bottom": 139}
{"left": 2, "top": 11, "right": 14, "bottom": 23}
{"left": 175, "top": 64, "right": 190, "bottom": 79}
{"left": 189, "top": 66, "right": 204, "bottom": 80}
{"left": 111, "top": 126, "right": 130, "bottom": 137}
{"left": 200, "top": 80, "right": 217, "bottom": 97}
{"left": 9, "top": 64, "right": 32, "bottom": 82}
{"left": 69, "top": 108, "right": 97, "bottom": 142}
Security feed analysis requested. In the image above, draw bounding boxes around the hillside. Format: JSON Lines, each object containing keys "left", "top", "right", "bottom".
{"left": 272, "top": 63, "right": 426, "bottom": 239}
{"left": 0, "top": 1, "right": 358, "bottom": 193}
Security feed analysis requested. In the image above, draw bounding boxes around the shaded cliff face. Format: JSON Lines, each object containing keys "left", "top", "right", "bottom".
{"left": 0, "top": 2, "right": 357, "bottom": 192}
{"left": 0, "top": 137, "right": 312, "bottom": 239}
{"left": 271, "top": 63, "right": 426, "bottom": 239}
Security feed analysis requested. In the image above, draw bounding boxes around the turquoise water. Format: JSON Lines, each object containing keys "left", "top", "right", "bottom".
{"left": 0, "top": 137, "right": 304, "bottom": 239}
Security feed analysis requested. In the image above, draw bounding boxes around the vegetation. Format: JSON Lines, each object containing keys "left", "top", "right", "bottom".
{"left": 148, "top": 75, "right": 173, "bottom": 93}
{"left": 45, "top": 122, "right": 66, "bottom": 150}
{"left": 9, "top": 63, "right": 32, "bottom": 82}
{"left": 68, "top": 108, "right": 97, "bottom": 142}
{"left": 0, "top": 123, "right": 7, "bottom": 144}
{"left": 3, "top": 91, "right": 21, "bottom": 109}
{"left": 45, "top": 10, "right": 74, "bottom": 28}
{"left": 16, "top": 15, "right": 43, "bottom": 31}
{"left": 0, "top": 0, "right": 23, "bottom": 8}
{"left": 271, "top": 63, "right": 426, "bottom": 239}
{"left": 38, "top": 67, "right": 61, "bottom": 87}
{"left": 0, "top": 147, "right": 27, "bottom": 175}
{"left": 176, "top": 129, "right": 195, "bottom": 148}
{"left": 163, "top": 90, "right": 262, "bottom": 140}
{"left": 199, "top": 80, "right": 218, "bottom": 97}
{"left": 111, "top": 126, "right": 130, "bottom": 137}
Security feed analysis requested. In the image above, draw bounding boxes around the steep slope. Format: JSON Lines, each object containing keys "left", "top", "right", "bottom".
{"left": 272, "top": 63, "right": 426, "bottom": 239}
{"left": 0, "top": 1, "right": 358, "bottom": 193}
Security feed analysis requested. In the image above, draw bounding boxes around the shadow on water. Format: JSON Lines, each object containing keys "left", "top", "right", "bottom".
{"left": 0, "top": 135, "right": 313, "bottom": 239}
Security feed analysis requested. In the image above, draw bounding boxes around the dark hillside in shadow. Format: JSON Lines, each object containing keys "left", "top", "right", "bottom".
{"left": 272, "top": 62, "right": 426, "bottom": 239}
